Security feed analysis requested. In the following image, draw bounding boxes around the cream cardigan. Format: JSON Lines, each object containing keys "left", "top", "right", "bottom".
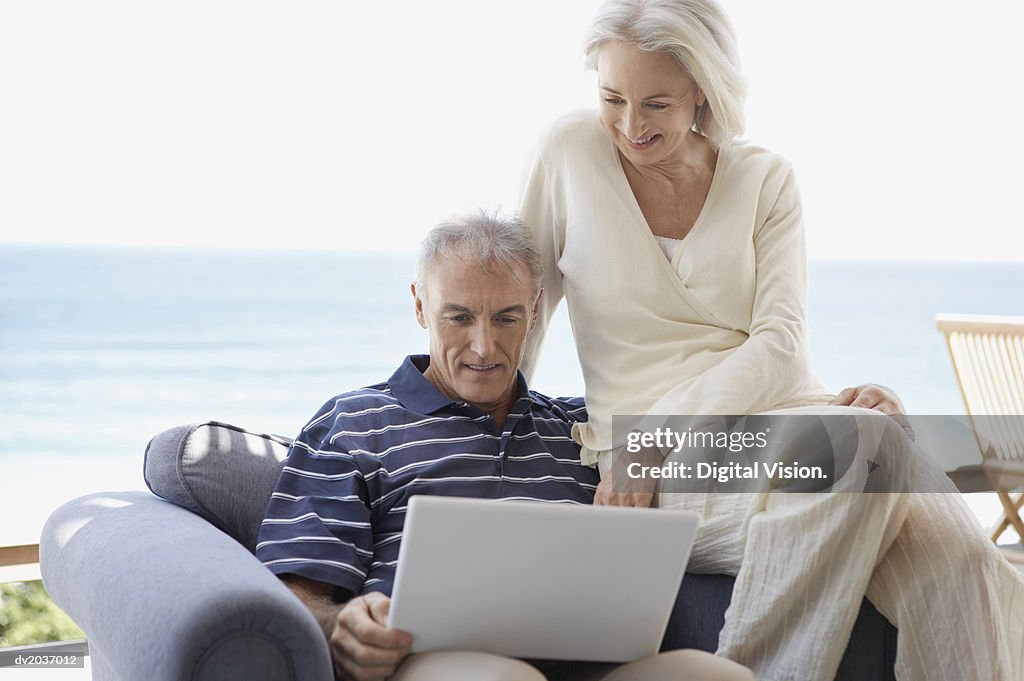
{"left": 519, "top": 110, "right": 831, "bottom": 466}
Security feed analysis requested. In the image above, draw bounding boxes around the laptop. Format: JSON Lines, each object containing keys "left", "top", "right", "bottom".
{"left": 387, "top": 495, "right": 700, "bottom": 662}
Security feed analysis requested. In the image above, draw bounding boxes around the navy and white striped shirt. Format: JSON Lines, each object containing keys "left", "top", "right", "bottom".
{"left": 256, "top": 354, "right": 598, "bottom": 597}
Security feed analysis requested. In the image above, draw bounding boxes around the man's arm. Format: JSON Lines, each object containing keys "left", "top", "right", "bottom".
{"left": 282, "top": 574, "right": 412, "bottom": 681}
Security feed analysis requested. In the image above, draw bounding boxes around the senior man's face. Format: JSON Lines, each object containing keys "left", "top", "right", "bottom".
{"left": 597, "top": 40, "right": 705, "bottom": 168}
{"left": 412, "top": 253, "right": 540, "bottom": 418}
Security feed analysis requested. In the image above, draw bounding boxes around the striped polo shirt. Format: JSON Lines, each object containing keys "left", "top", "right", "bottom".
{"left": 256, "top": 354, "right": 599, "bottom": 597}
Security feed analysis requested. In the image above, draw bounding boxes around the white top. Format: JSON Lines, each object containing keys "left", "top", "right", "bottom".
{"left": 655, "top": 236, "right": 684, "bottom": 261}
{"left": 518, "top": 110, "right": 831, "bottom": 465}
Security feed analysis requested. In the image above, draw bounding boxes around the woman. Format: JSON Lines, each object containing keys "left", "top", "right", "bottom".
{"left": 518, "top": 1, "right": 1024, "bottom": 679}
{"left": 520, "top": 0, "right": 847, "bottom": 480}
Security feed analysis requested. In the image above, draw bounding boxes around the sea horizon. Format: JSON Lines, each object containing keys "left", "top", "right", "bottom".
{"left": 2, "top": 244, "right": 1022, "bottom": 545}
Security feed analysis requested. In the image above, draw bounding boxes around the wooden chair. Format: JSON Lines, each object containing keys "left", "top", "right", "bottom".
{"left": 936, "top": 314, "right": 1024, "bottom": 544}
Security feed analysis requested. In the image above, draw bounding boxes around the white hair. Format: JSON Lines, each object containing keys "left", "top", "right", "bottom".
{"left": 582, "top": 0, "right": 746, "bottom": 148}
{"left": 415, "top": 209, "right": 543, "bottom": 297}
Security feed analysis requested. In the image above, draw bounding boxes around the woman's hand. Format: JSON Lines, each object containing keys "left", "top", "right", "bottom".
{"left": 594, "top": 470, "right": 656, "bottom": 507}
{"left": 593, "top": 445, "right": 661, "bottom": 507}
{"left": 829, "top": 383, "right": 914, "bottom": 441}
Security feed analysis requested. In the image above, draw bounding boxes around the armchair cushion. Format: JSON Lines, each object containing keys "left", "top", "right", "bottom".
{"left": 144, "top": 421, "right": 291, "bottom": 552}
{"left": 41, "top": 490, "right": 333, "bottom": 681}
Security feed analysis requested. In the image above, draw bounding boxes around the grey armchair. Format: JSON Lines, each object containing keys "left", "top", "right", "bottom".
{"left": 40, "top": 422, "right": 896, "bottom": 681}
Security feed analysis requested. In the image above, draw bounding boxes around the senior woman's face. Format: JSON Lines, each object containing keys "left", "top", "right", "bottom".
{"left": 596, "top": 40, "right": 705, "bottom": 168}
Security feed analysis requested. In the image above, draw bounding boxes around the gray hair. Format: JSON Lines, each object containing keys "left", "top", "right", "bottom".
{"left": 415, "top": 210, "right": 543, "bottom": 297}
{"left": 582, "top": 0, "right": 746, "bottom": 148}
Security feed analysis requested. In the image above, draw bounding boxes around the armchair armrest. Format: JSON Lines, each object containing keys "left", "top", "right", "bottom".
{"left": 40, "top": 491, "right": 333, "bottom": 681}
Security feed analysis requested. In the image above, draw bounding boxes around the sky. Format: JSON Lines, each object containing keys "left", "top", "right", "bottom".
{"left": 1, "top": 1, "right": 1022, "bottom": 260}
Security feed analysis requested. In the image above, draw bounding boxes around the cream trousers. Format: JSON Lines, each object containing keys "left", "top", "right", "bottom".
{"left": 656, "top": 407, "right": 1024, "bottom": 681}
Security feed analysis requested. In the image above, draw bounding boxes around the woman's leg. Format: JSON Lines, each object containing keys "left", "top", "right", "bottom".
{"left": 700, "top": 406, "right": 1024, "bottom": 680}
{"left": 865, "top": 474, "right": 1024, "bottom": 679}
{"left": 704, "top": 408, "right": 914, "bottom": 681}
{"left": 390, "top": 651, "right": 547, "bottom": 681}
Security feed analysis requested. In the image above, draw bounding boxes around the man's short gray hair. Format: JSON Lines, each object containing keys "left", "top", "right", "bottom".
{"left": 582, "top": 0, "right": 746, "bottom": 148}
{"left": 415, "top": 210, "right": 543, "bottom": 297}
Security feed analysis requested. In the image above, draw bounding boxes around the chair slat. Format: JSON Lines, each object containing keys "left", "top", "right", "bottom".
{"left": 937, "top": 314, "right": 1024, "bottom": 543}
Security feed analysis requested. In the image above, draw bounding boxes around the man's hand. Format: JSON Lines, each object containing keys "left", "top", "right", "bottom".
{"left": 830, "top": 383, "right": 914, "bottom": 441}
{"left": 282, "top": 576, "right": 412, "bottom": 681}
{"left": 330, "top": 593, "right": 412, "bottom": 681}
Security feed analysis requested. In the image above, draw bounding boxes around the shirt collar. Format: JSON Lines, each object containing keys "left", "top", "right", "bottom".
{"left": 388, "top": 354, "right": 540, "bottom": 415}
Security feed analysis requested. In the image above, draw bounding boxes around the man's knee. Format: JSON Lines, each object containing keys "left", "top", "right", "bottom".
{"left": 392, "top": 651, "right": 546, "bottom": 681}
{"left": 605, "top": 649, "right": 754, "bottom": 681}
{"left": 666, "top": 650, "right": 755, "bottom": 681}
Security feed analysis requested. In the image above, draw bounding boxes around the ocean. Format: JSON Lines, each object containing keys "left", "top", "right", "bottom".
{"left": 1, "top": 245, "right": 1022, "bottom": 545}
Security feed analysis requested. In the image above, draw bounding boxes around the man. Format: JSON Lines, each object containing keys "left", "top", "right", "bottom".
{"left": 256, "top": 211, "right": 907, "bottom": 681}
{"left": 256, "top": 212, "right": 753, "bottom": 681}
